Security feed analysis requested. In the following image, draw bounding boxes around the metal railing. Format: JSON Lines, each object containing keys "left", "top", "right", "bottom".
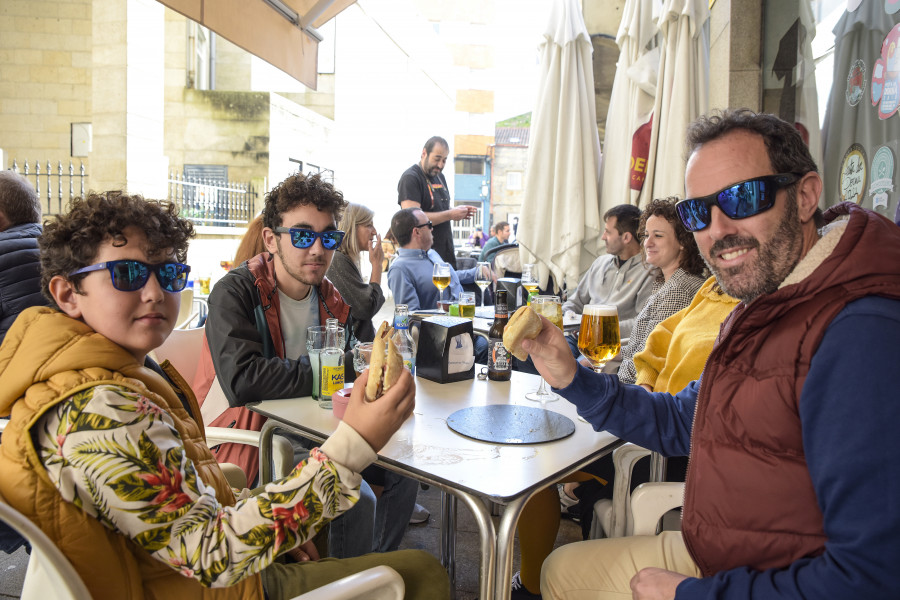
{"left": 7, "top": 159, "right": 87, "bottom": 216}
{"left": 167, "top": 171, "right": 258, "bottom": 227}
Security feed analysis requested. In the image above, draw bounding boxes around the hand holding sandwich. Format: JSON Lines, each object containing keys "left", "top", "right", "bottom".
{"left": 504, "top": 306, "right": 579, "bottom": 389}
{"left": 343, "top": 368, "right": 415, "bottom": 453}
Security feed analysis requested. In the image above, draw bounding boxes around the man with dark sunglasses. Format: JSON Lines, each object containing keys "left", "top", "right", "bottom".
{"left": 196, "top": 173, "right": 420, "bottom": 560}
{"left": 524, "top": 109, "right": 900, "bottom": 600}
{"left": 387, "top": 208, "right": 490, "bottom": 365}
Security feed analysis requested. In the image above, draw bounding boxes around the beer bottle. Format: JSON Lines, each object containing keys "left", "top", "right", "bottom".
{"left": 488, "top": 290, "right": 512, "bottom": 381}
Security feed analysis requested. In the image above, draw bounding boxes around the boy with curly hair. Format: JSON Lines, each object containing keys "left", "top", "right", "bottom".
{"left": 0, "top": 191, "right": 447, "bottom": 599}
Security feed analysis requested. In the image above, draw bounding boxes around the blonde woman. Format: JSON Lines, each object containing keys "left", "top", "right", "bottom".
{"left": 326, "top": 203, "right": 385, "bottom": 342}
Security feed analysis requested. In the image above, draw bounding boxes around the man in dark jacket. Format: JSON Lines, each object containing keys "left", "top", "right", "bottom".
{"left": 0, "top": 170, "right": 48, "bottom": 554}
{"left": 0, "top": 171, "right": 47, "bottom": 345}
{"left": 525, "top": 110, "right": 900, "bottom": 600}
{"left": 195, "top": 173, "right": 418, "bottom": 560}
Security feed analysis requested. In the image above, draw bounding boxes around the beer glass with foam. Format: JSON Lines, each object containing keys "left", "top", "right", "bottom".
{"left": 432, "top": 262, "right": 451, "bottom": 312}
{"left": 577, "top": 304, "right": 621, "bottom": 372}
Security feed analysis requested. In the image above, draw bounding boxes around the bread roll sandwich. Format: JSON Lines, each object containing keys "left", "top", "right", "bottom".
{"left": 503, "top": 305, "right": 543, "bottom": 361}
{"left": 365, "top": 321, "right": 404, "bottom": 401}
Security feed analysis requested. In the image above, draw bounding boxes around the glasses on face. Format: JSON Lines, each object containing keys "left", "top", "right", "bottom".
{"left": 69, "top": 260, "right": 191, "bottom": 292}
{"left": 414, "top": 220, "right": 434, "bottom": 231}
{"left": 676, "top": 173, "right": 803, "bottom": 232}
{"left": 273, "top": 227, "right": 345, "bottom": 250}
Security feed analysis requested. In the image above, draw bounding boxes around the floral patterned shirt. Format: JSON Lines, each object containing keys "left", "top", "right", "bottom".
{"left": 33, "top": 384, "right": 372, "bottom": 587}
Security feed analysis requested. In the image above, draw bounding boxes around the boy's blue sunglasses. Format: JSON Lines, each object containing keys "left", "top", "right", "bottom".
{"left": 69, "top": 260, "right": 191, "bottom": 293}
{"left": 675, "top": 173, "right": 803, "bottom": 232}
{"left": 273, "top": 227, "right": 345, "bottom": 250}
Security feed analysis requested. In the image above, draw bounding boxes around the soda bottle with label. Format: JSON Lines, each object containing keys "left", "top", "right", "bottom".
{"left": 319, "top": 322, "right": 344, "bottom": 409}
{"left": 488, "top": 290, "right": 512, "bottom": 381}
{"left": 391, "top": 304, "right": 416, "bottom": 375}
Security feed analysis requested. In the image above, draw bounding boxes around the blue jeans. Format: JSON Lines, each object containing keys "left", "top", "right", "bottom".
{"left": 374, "top": 472, "right": 420, "bottom": 552}
{"left": 327, "top": 479, "right": 376, "bottom": 558}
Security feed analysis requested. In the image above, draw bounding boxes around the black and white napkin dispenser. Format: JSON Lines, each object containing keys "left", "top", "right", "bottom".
{"left": 416, "top": 315, "right": 476, "bottom": 383}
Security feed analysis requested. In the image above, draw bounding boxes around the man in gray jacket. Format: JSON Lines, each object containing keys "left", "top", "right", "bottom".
{"left": 563, "top": 204, "right": 654, "bottom": 345}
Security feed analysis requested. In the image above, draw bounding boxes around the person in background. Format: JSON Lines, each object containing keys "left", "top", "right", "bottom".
{"left": 234, "top": 214, "right": 266, "bottom": 266}
{"left": 530, "top": 109, "right": 900, "bottom": 599}
{"left": 0, "top": 171, "right": 47, "bottom": 345}
{"left": 562, "top": 205, "right": 655, "bottom": 343}
{"left": 398, "top": 136, "right": 476, "bottom": 269}
{"left": 468, "top": 229, "right": 486, "bottom": 248}
{"left": 0, "top": 191, "right": 448, "bottom": 599}
{"left": 479, "top": 220, "right": 510, "bottom": 261}
{"left": 382, "top": 229, "right": 398, "bottom": 273}
{"left": 327, "top": 203, "right": 385, "bottom": 343}
{"left": 387, "top": 207, "right": 489, "bottom": 365}
{"left": 0, "top": 170, "right": 48, "bottom": 554}
{"left": 196, "top": 173, "right": 419, "bottom": 558}
{"left": 616, "top": 197, "right": 707, "bottom": 384}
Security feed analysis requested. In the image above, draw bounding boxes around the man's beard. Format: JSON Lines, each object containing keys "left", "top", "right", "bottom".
{"left": 704, "top": 191, "right": 804, "bottom": 304}
{"left": 275, "top": 238, "right": 328, "bottom": 287}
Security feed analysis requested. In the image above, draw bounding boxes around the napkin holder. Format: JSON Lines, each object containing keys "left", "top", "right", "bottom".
{"left": 416, "top": 316, "right": 476, "bottom": 383}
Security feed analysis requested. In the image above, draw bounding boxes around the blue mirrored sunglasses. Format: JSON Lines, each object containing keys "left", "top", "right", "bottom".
{"left": 69, "top": 260, "right": 191, "bottom": 293}
{"left": 675, "top": 173, "right": 803, "bottom": 232}
{"left": 273, "top": 227, "right": 345, "bottom": 250}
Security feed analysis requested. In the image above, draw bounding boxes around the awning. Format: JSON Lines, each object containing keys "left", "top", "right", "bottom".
{"left": 157, "top": 0, "right": 356, "bottom": 89}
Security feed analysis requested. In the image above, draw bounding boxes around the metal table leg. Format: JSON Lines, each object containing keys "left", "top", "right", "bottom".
{"left": 440, "top": 491, "right": 457, "bottom": 599}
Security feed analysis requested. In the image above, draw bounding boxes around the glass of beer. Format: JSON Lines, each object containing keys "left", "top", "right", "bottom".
{"left": 432, "top": 262, "right": 451, "bottom": 312}
{"left": 525, "top": 295, "right": 562, "bottom": 403}
{"left": 577, "top": 304, "right": 620, "bottom": 372}
{"left": 459, "top": 292, "right": 476, "bottom": 319}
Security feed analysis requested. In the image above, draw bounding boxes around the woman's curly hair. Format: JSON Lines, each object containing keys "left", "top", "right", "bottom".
{"left": 262, "top": 173, "right": 347, "bottom": 232}
{"left": 40, "top": 191, "right": 194, "bottom": 306}
{"left": 638, "top": 197, "right": 706, "bottom": 282}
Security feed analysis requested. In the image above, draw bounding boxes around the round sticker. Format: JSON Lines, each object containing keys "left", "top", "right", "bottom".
{"left": 872, "top": 24, "right": 900, "bottom": 119}
{"left": 839, "top": 144, "right": 867, "bottom": 205}
{"left": 846, "top": 59, "right": 866, "bottom": 107}
{"left": 888, "top": 0, "right": 900, "bottom": 16}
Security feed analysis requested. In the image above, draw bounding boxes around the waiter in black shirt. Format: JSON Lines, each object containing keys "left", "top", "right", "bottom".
{"left": 398, "top": 136, "right": 476, "bottom": 269}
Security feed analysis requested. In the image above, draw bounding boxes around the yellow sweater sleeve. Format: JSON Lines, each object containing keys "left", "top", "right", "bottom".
{"left": 633, "top": 305, "right": 687, "bottom": 390}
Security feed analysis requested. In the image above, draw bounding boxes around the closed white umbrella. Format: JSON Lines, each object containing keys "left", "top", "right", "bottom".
{"left": 517, "top": 0, "right": 603, "bottom": 292}
{"left": 598, "top": 0, "right": 660, "bottom": 214}
{"left": 640, "top": 0, "right": 710, "bottom": 205}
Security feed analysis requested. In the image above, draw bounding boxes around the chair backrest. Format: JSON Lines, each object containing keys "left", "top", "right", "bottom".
{"left": 175, "top": 287, "right": 196, "bottom": 328}
{"left": 289, "top": 565, "right": 404, "bottom": 600}
{"left": 151, "top": 326, "right": 206, "bottom": 387}
{"left": 0, "top": 493, "right": 93, "bottom": 600}
{"left": 456, "top": 256, "right": 477, "bottom": 271}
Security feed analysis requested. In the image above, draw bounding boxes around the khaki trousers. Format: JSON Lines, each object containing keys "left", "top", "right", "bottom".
{"left": 541, "top": 531, "right": 701, "bottom": 599}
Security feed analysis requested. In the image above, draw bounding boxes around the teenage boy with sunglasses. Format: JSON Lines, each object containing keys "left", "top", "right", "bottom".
{"left": 523, "top": 109, "right": 900, "bottom": 600}
{"left": 195, "top": 173, "right": 419, "bottom": 558}
{"left": 0, "top": 191, "right": 448, "bottom": 599}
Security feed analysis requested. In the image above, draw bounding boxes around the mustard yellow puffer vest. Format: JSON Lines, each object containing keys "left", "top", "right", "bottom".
{"left": 0, "top": 307, "right": 263, "bottom": 600}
